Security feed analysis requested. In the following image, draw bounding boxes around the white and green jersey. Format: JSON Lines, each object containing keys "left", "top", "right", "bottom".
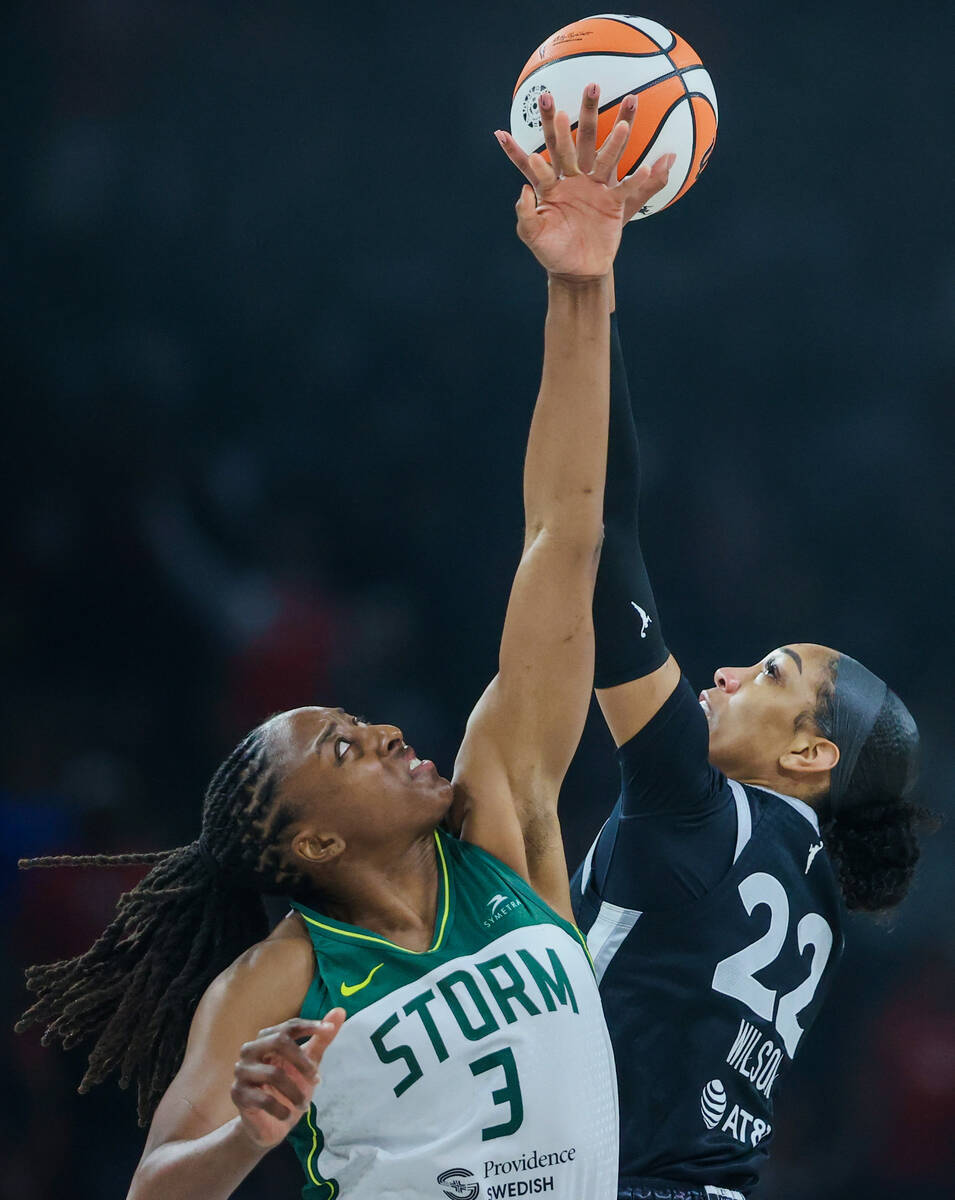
{"left": 286, "top": 829, "right": 618, "bottom": 1200}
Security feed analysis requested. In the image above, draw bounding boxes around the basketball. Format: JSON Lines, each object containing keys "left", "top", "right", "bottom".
{"left": 510, "top": 14, "right": 718, "bottom": 219}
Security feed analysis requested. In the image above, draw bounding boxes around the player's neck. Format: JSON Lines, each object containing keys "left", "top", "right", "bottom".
{"left": 315, "top": 832, "right": 441, "bottom": 952}
{"left": 739, "top": 771, "right": 822, "bottom": 811}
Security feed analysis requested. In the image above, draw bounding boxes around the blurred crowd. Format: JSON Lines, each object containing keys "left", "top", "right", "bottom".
{"left": 1, "top": 2, "right": 952, "bottom": 1197}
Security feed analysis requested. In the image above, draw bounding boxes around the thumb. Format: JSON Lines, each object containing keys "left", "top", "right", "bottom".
{"left": 515, "top": 184, "right": 542, "bottom": 242}
{"left": 301, "top": 1007, "right": 346, "bottom": 1069}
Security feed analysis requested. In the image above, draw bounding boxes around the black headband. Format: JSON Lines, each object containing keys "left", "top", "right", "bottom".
{"left": 828, "top": 654, "right": 887, "bottom": 813}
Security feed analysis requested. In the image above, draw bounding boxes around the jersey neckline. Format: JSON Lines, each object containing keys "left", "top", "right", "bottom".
{"left": 742, "top": 782, "right": 820, "bottom": 834}
{"left": 290, "top": 829, "right": 454, "bottom": 955}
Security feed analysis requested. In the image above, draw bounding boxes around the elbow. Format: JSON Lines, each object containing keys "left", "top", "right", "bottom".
{"left": 524, "top": 519, "right": 604, "bottom": 566}
{"left": 126, "top": 1150, "right": 167, "bottom": 1200}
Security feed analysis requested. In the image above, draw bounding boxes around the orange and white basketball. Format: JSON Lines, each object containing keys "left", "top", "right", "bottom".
{"left": 510, "top": 14, "right": 718, "bottom": 219}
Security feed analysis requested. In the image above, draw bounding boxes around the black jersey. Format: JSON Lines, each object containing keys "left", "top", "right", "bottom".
{"left": 571, "top": 679, "right": 845, "bottom": 1196}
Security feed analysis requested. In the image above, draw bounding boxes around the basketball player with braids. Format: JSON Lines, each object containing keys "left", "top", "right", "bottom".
{"left": 17, "top": 96, "right": 675, "bottom": 1199}
{"left": 498, "top": 90, "right": 930, "bottom": 1199}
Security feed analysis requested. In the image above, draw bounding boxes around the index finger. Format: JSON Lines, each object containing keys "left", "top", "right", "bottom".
{"left": 494, "top": 130, "right": 539, "bottom": 192}
{"left": 302, "top": 1008, "right": 347, "bottom": 1066}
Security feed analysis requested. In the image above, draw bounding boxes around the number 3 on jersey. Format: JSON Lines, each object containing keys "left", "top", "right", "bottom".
{"left": 470, "top": 1047, "right": 524, "bottom": 1141}
{"left": 711, "top": 871, "right": 834, "bottom": 1057}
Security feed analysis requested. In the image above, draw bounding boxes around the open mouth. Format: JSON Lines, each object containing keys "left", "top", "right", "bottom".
{"left": 402, "top": 745, "right": 433, "bottom": 777}
{"left": 698, "top": 691, "right": 712, "bottom": 718}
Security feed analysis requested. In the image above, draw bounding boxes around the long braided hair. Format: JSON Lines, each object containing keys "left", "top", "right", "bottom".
{"left": 16, "top": 723, "right": 308, "bottom": 1126}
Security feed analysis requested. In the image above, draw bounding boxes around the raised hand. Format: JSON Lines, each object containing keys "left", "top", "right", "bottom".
{"left": 496, "top": 86, "right": 675, "bottom": 273}
{"left": 231, "top": 1010, "right": 345, "bottom": 1149}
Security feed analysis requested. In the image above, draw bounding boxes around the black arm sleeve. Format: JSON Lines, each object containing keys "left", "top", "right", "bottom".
{"left": 590, "top": 677, "right": 738, "bottom": 909}
{"left": 592, "top": 314, "right": 669, "bottom": 689}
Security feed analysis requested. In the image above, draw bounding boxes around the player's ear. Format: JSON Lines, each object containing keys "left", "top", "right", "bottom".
{"left": 779, "top": 734, "right": 839, "bottom": 778}
{"left": 292, "top": 830, "right": 346, "bottom": 866}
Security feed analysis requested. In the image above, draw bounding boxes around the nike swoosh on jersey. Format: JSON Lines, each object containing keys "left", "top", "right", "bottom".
{"left": 340, "top": 962, "right": 385, "bottom": 997}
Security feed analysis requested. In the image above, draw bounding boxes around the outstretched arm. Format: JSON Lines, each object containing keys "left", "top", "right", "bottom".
{"left": 495, "top": 89, "right": 680, "bottom": 753}
{"left": 593, "top": 294, "right": 681, "bottom": 746}
{"left": 452, "top": 90, "right": 672, "bottom": 921}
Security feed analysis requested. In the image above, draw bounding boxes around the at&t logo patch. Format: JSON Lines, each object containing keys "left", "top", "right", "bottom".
{"left": 700, "top": 1078, "right": 727, "bottom": 1128}
{"left": 437, "top": 1167, "right": 480, "bottom": 1200}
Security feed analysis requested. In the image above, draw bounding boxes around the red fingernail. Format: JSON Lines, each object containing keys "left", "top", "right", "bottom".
{"left": 540, "top": 92, "right": 552, "bottom": 110}
{"left": 587, "top": 84, "right": 598, "bottom": 99}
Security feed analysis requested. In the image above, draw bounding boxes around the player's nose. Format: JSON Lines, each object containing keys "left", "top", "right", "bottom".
{"left": 714, "top": 667, "right": 740, "bottom": 694}
{"left": 376, "top": 724, "right": 405, "bottom": 756}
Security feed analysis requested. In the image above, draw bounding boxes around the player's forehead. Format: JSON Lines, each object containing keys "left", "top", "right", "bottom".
{"left": 764, "top": 643, "right": 837, "bottom": 682}
{"left": 263, "top": 706, "right": 353, "bottom": 760}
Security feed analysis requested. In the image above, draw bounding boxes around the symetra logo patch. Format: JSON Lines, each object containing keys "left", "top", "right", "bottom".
{"left": 484, "top": 894, "right": 521, "bottom": 928}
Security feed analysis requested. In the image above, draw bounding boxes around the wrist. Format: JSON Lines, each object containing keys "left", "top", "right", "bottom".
{"left": 233, "top": 1115, "right": 280, "bottom": 1156}
{"left": 547, "top": 271, "right": 609, "bottom": 290}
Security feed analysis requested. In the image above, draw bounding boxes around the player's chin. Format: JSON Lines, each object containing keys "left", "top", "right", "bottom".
{"left": 705, "top": 728, "right": 727, "bottom": 770}
{"left": 397, "top": 766, "right": 452, "bottom": 805}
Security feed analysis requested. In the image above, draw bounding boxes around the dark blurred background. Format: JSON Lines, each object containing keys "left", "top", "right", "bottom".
{"left": 2, "top": 1, "right": 953, "bottom": 1196}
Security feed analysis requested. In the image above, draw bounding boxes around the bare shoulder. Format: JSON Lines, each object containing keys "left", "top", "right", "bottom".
{"left": 142, "top": 916, "right": 316, "bottom": 1151}
{"left": 199, "top": 912, "right": 314, "bottom": 1017}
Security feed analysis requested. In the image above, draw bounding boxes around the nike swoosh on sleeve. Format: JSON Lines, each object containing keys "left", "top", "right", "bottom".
{"left": 340, "top": 962, "right": 385, "bottom": 997}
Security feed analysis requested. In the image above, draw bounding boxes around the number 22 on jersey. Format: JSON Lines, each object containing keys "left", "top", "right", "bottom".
{"left": 711, "top": 871, "right": 834, "bottom": 1057}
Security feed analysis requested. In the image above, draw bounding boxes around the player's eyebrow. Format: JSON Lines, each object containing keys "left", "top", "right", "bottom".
{"left": 315, "top": 718, "right": 342, "bottom": 751}
{"left": 780, "top": 647, "right": 803, "bottom": 674}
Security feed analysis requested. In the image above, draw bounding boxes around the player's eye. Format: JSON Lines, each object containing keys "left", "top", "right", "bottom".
{"left": 351, "top": 714, "right": 366, "bottom": 726}
{"left": 335, "top": 738, "right": 351, "bottom": 761}
{"left": 763, "top": 658, "right": 780, "bottom": 681}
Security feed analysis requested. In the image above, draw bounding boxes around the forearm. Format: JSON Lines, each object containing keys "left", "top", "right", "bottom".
{"left": 128, "top": 1118, "right": 268, "bottom": 1200}
{"left": 593, "top": 310, "right": 669, "bottom": 688}
{"left": 522, "top": 274, "right": 611, "bottom": 548}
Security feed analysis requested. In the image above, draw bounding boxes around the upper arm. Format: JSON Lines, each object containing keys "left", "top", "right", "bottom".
{"left": 139, "top": 928, "right": 314, "bottom": 1157}
{"left": 451, "top": 530, "right": 600, "bottom": 922}
{"left": 587, "top": 678, "right": 738, "bottom": 908}
{"left": 596, "top": 654, "right": 682, "bottom": 747}
{"left": 614, "top": 674, "right": 721, "bottom": 818}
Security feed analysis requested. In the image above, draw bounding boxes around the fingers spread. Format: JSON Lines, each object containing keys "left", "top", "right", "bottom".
{"left": 576, "top": 83, "right": 600, "bottom": 174}
{"left": 538, "top": 91, "right": 559, "bottom": 173}
{"left": 494, "top": 130, "right": 537, "bottom": 190}
{"left": 592, "top": 96, "right": 637, "bottom": 184}
{"left": 620, "top": 151, "right": 677, "bottom": 210}
{"left": 552, "top": 110, "right": 579, "bottom": 176}
{"left": 525, "top": 151, "right": 557, "bottom": 192}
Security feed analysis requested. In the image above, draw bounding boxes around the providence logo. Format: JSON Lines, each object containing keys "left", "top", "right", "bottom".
{"left": 437, "top": 1167, "right": 480, "bottom": 1199}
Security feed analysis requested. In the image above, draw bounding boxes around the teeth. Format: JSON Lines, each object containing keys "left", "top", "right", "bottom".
{"left": 409, "top": 757, "right": 422, "bottom": 770}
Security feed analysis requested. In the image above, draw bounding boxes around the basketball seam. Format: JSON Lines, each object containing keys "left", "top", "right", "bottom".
{"left": 514, "top": 48, "right": 670, "bottom": 95}
{"left": 664, "top": 94, "right": 698, "bottom": 212}
{"left": 526, "top": 68, "right": 711, "bottom": 151}
{"left": 598, "top": 15, "right": 676, "bottom": 53}
{"left": 625, "top": 94, "right": 696, "bottom": 193}
{"left": 564, "top": 70, "right": 682, "bottom": 140}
